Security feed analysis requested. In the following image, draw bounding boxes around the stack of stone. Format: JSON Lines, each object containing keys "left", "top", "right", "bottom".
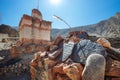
{"left": 30, "top": 32, "right": 84, "bottom": 80}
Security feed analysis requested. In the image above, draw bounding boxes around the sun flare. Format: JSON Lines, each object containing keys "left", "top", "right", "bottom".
{"left": 50, "top": 0, "right": 61, "bottom": 5}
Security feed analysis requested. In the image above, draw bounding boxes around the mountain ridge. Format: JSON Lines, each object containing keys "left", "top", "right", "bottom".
{"left": 0, "top": 24, "right": 19, "bottom": 37}
{"left": 51, "top": 12, "right": 120, "bottom": 39}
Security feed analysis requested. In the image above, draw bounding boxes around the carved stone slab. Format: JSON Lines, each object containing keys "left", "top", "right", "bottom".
{"left": 62, "top": 42, "right": 74, "bottom": 61}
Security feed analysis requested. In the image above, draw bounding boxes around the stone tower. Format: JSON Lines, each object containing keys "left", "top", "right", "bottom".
{"left": 19, "top": 9, "right": 51, "bottom": 43}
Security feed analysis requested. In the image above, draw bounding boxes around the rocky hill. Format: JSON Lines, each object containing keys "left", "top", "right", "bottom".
{"left": 0, "top": 24, "right": 19, "bottom": 37}
{"left": 51, "top": 12, "right": 120, "bottom": 38}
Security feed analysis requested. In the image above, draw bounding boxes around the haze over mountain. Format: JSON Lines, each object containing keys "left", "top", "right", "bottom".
{"left": 51, "top": 12, "right": 120, "bottom": 38}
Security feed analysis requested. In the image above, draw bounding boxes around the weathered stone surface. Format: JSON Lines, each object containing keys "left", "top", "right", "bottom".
{"left": 53, "top": 35, "right": 63, "bottom": 45}
{"left": 62, "top": 41, "right": 74, "bottom": 61}
{"left": 30, "top": 51, "right": 51, "bottom": 80}
{"left": 111, "top": 78, "right": 120, "bottom": 80}
{"left": 82, "top": 54, "right": 106, "bottom": 80}
{"left": 69, "top": 31, "right": 89, "bottom": 39}
{"left": 72, "top": 39, "right": 107, "bottom": 64}
{"left": 105, "top": 58, "right": 120, "bottom": 77}
{"left": 48, "top": 49, "right": 62, "bottom": 60}
{"left": 97, "top": 38, "right": 111, "bottom": 48}
{"left": 63, "top": 63, "right": 83, "bottom": 80}
{"left": 10, "top": 46, "right": 20, "bottom": 58}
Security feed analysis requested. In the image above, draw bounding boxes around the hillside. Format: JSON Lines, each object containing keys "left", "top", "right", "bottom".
{"left": 51, "top": 12, "right": 120, "bottom": 38}
{"left": 0, "top": 24, "right": 19, "bottom": 37}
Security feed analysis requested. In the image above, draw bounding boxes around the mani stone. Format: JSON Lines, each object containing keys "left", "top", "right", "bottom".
{"left": 62, "top": 41, "right": 74, "bottom": 61}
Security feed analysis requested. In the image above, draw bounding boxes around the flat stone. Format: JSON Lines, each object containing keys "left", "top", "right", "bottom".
{"left": 62, "top": 42, "right": 74, "bottom": 61}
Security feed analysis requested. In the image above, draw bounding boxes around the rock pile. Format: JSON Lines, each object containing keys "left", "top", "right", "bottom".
{"left": 30, "top": 31, "right": 88, "bottom": 80}
{"left": 30, "top": 31, "right": 120, "bottom": 80}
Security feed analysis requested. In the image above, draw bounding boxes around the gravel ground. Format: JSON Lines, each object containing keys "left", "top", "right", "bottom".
{"left": 0, "top": 73, "right": 31, "bottom": 80}
{"left": 0, "top": 42, "right": 12, "bottom": 51}
{"left": 0, "top": 47, "right": 34, "bottom": 80}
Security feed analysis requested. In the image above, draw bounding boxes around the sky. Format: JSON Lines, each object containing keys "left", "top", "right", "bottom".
{"left": 0, "top": 0, "right": 120, "bottom": 29}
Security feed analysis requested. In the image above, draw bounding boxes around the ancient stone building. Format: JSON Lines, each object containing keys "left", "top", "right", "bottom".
{"left": 19, "top": 9, "right": 51, "bottom": 43}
